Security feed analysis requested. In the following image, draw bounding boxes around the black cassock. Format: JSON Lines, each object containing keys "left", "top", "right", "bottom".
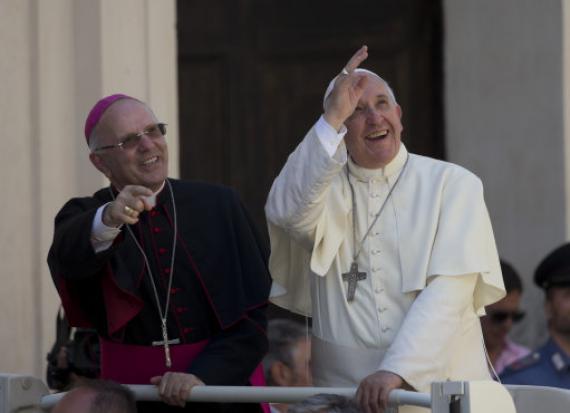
{"left": 48, "top": 179, "right": 272, "bottom": 412}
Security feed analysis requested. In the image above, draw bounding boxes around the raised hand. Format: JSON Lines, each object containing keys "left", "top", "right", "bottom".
{"left": 150, "top": 372, "right": 205, "bottom": 407}
{"left": 323, "top": 45, "right": 369, "bottom": 131}
{"left": 102, "top": 185, "right": 154, "bottom": 227}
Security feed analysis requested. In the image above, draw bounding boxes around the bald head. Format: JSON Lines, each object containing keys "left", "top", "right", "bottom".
{"left": 88, "top": 98, "right": 156, "bottom": 152}
{"left": 52, "top": 381, "right": 137, "bottom": 413}
{"left": 52, "top": 387, "right": 97, "bottom": 413}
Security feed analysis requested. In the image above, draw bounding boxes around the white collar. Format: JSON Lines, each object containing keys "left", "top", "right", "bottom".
{"left": 347, "top": 143, "right": 408, "bottom": 182}
{"left": 144, "top": 180, "right": 166, "bottom": 208}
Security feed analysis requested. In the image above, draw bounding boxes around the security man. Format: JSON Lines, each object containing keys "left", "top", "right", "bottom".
{"left": 500, "top": 243, "right": 570, "bottom": 389}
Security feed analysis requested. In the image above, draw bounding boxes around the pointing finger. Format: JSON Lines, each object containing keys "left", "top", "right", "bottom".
{"left": 344, "top": 45, "right": 369, "bottom": 73}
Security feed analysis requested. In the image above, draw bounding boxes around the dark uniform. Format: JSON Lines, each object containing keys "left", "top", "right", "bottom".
{"left": 500, "top": 243, "right": 570, "bottom": 389}
{"left": 500, "top": 338, "right": 570, "bottom": 388}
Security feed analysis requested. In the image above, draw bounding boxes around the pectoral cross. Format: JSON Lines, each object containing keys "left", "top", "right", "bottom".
{"left": 342, "top": 262, "right": 367, "bottom": 302}
{"left": 152, "top": 321, "right": 181, "bottom": 367}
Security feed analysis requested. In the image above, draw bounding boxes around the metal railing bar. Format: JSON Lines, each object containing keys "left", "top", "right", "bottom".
{"left": 40, "top": 385, "right": 431, "bottom": 409}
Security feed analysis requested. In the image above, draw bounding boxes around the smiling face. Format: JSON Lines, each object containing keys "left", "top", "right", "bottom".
{"left": 89, "top": 99, "right": 168, "bottom": 192}
{"left": 344, "top": 75, "right": 403, "bottom": 169}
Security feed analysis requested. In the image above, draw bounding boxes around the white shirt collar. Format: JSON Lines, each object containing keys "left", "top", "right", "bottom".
{"left": 347, "top": 143, "right": 408, "bottom": 182}
{"left": 144, "top": 180, "right": 166, "bottom": 208}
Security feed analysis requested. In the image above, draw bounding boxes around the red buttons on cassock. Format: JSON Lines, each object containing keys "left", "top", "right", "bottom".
{"left": 150, "top": 209, "right": 159, "bottom": 217}
{"left": 163, "top": 268, "right": 170, "bottom": 274}
{"left": 170, "top": 287, "right": 181, "bottom": 294}
{"left": 159, "top": 247, "right": 168, "bottom": 255}
{"left": 153, "top": 227, "right": 161, "bottom": 233}
{"left": 183, "top": 327, "right": 192, "bottom": 334}
{"left": 176, "top": 307, "right": 188, "bottom": 314}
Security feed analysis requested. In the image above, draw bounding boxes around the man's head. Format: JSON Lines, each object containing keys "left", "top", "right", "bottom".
{"left": 87, "top": 95, "right": 168, "bottom": 192}
{"left": 534, "top": 244, "right": 570, "bottom": 339}
{"left": 52, "top": 380, "right": 136, "bottom": 413}
{"left": 324, "top": 69, "right": 403, "bottom": 169}
{"left": 288, "top": 394, "right": 360, "bottom": 413}
{"left": 263, "top": 319, "right": 312, "bottom": 387}
{"left": 481, "top": 260, "right": 525, "bottom": 350}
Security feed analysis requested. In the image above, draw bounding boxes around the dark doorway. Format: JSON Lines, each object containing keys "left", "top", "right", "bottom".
{"left": 177, "top": 0, "right": 443, "bottom": 321}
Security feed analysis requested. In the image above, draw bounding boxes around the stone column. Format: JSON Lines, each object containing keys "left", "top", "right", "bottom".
{"left": 0, "top": 0, "right": 178, "bottom": 377}
{"left": 444, "top": 0, "right": 564, "bottom": 347}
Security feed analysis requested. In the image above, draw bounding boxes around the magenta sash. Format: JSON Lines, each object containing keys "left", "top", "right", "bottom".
{"left": 100, "top": 338, "right": 269, "bottom": 413}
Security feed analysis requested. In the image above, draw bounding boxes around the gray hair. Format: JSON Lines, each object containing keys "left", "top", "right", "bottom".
{"left": 288, "top": 394, "right": 362, "bottom": 413}
{"left": 88, "top": 130, "right": 101, "bottom": 152}
{"left": 263, "top": 319, "right": 309, "bottom": 385}
{"left": 80, "top": 379, "right": 137, "bottom": 413}
{"left": 322, "top": 68, "right": 397, "bottom": 110}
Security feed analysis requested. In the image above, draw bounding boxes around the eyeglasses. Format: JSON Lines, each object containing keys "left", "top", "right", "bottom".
{"left": 487, "top": 311, "right": 526, "bottom": 324}
{"left": 93, "top": 123, "right": 167, "bottom": 152}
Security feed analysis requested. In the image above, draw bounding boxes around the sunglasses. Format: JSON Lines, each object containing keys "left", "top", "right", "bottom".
{"left": 487, "top": 311, "right": 525, "bottom": 324}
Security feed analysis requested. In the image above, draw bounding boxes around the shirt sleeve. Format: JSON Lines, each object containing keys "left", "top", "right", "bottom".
{"left": 315, "top": 115, "right": 348, "bottom": 159}
{"left": 379, "top": 273, "right": 478, "bottom": 392}
{"left": 90, "top": 203, "right": 122, "bottom": 253}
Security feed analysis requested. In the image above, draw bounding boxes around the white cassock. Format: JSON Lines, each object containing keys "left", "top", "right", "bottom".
{"left": 265, "top": 117, "right": 505, "bottom": 410}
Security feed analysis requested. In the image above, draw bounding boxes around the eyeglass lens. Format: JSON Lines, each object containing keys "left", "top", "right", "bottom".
{"left": 120, "top": 123, "right": 167, "bottom": 150}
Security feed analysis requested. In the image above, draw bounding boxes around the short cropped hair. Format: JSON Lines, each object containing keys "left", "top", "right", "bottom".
{"left": 80, "top": 379, "right": 137, "bottom": 413}
{"left": 288, "top": 394, "right": 361, "bottom": 413}
{"left": 263, "top": 318, "right": 309, "bottom": 385}
{"left": 500, "top": 260, "right": 523, "bottom": 294}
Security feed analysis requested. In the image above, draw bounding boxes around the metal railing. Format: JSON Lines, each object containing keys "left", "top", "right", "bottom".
{"left": 0, "top": 374, "right": 520, "bottom": 413}
{"left": 39, "top": 385, "right": 430, "bottom": 409}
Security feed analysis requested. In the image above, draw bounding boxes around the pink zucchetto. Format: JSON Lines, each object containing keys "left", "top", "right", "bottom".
{"left": 84, "top": 93, "right": 134, "bottom": 143}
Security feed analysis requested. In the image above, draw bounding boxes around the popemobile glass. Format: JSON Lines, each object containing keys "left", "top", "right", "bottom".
{"left": 93, "top": 122, "right": 167, "bottom": 152}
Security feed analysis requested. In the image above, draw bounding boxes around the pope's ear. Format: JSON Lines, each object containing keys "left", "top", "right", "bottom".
{"left": 89, "top": 152, "right": 111, "bottom": 179}
{"left": 396, "top": 103, "right": 403, "bottom": 119}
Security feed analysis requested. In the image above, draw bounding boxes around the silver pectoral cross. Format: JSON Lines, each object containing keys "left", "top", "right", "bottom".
{"left": 342, "top": 262, "right": 367, "bottom": 302}
{"left": 151, "top": 322, "right": 181, "bottom": 368}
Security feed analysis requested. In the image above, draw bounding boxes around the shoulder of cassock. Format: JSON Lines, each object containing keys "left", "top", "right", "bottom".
{"left": 268, "top": 149, "right": 505, "bottom": 316}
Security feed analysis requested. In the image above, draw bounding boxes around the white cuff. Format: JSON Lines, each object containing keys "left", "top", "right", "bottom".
{"left": 91, "top": 203, "right": 122, "bottom": 253}
{"left": 315, "top": 115, "right": 347, "bottom": 158}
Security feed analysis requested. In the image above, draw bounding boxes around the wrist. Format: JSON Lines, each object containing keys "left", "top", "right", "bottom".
{"left": 323, "top": 112, "right": 345, "bottom": 132}
{"left": 102, "top": 203, "right": 120, "bottom": 228}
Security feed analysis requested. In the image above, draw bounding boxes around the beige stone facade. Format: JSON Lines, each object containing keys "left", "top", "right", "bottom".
{"left": 0, "top": 0, "right": 178, "bottom": 377}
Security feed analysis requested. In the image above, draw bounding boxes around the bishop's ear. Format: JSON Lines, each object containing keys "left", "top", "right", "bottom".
{"left": 89, "top": 152, "right": 112, "bottom": 180}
